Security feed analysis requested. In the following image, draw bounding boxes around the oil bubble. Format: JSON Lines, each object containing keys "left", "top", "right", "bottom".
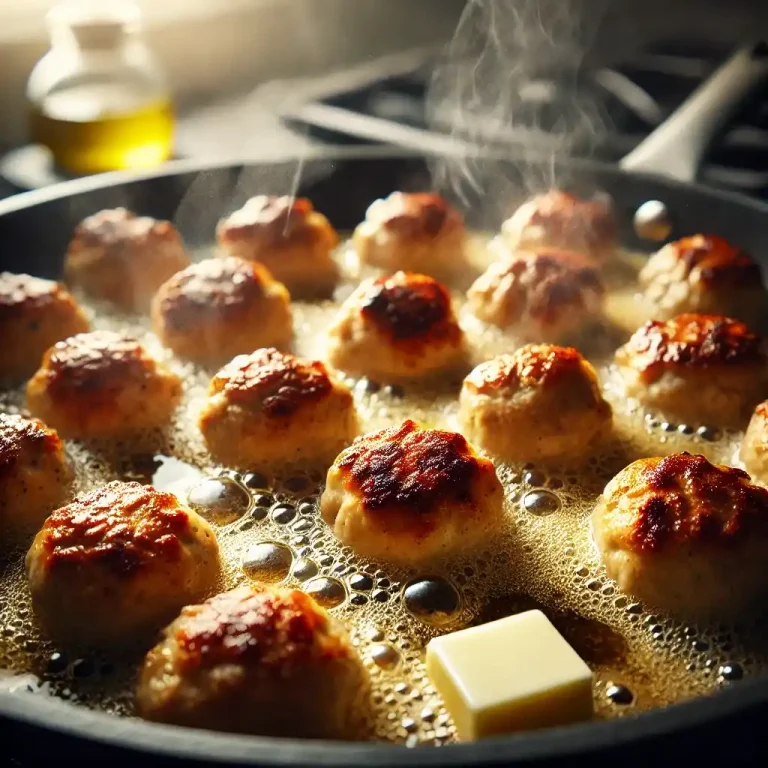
{"left": 371, "top": 644, "right": 400, "bottom": 670}
{"left": 242, "top": 542, "right": 293, "bottom": 583}
{"left": 304, "top": 577, "right": 346, "bottom": 608}
{"left": 187, "top": 478, "right": 250, "bottom": 525}
{"left": 292, "top": 558, "right": 319, "bottom": 582}
{"left": 403, "top": 578, "right": 461, "bottom": 627}
{"left": 522, "top": 489, "right": 561, "bottom": 516}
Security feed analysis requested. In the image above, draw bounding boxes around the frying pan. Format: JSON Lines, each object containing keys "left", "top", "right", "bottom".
{"left": 2, "top": 46, "right": 768, "bottom": 767}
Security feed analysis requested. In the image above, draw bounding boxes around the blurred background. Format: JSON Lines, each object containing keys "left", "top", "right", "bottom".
{"left": 2, "top": 0, "right": 768, "bottom": 198}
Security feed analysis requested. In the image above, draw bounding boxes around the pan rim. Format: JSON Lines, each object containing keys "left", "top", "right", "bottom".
{"left": 2, "top": 147, "right": 768, "bottom": 762}
{"left": 2, "top": 145, "right": 768, "bottom": 218}
{"left": 1, "top": 674, "right": 767, "bottom": 764}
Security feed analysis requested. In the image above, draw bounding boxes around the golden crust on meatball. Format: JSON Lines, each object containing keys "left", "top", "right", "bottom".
{"left": 0, "top": 272, "right": 90, "bottom": 380}
{"left": 639, "top": 234, "right": 767, "bottom": 326}
{"left": 592, "top": 454, "right": 768, "bottom": 618}
{"left": 216, "top": 196, "right": 339, "bottom": 298}
{"left": 25, "top": 481, "right": 220, "bottom": 645}
{"left": 460, "top": 345, "right": 611, "bottom": 463}
{"left": 26, "top": 331, "right": 182, "bottom": 439}
{"left": 320, "top": 419, "right": 504, "bottom": 565}
{"left": 0, "top": 413, "right": 73, "bottom": 544}
{"left": 614, "top": 313, "right": 768, "bottom": 427}
{"left": 740, "top": 401, "right": 768, "bottom": 484}
{"left": 136, "top": 584, "right": 369, "bottom": 738}
{"left": 65, "top": 208, "right": 189, "bottom": 311}
{"left": 501, "top": 189, "right": 618, "bottom": 262}
{"left": 353, "top": 192, "right": 468, "bottom": 279}
{"left": 199, "top": 348, "right": 357, "bottom": 468}
{"left": 325, "top": 271, "right": 466, "bottom": 380}
{"left": 151, "top": 257, "right": 292, "bottom": 364}
{"left": 466, "top": 249, "right": 604, "bottom": 341}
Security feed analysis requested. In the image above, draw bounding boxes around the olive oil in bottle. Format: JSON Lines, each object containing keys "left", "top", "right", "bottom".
{"left": 27, "top": 1, "right": 174, "bottom": 175}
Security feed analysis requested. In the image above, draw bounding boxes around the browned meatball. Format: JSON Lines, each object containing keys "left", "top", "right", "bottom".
{"left": 217, "top": 196, "right": 339, "bottom": 298}
{"left": 26, "top": 331, "right": 182, "bottom": 439}
{"left": 321, "top": 420, "right": 505, "bottom": 566}
{"left": 151, "top": 257, "right": 293, "bottom": 364}
{"left": 25, "top": 481, "right": 220, "bottom": 645}
{"left": 353, "top": 192, "right": 468, "bottom": 281}
{"left": 326, "top": 271, "right": 466, "bottom": 380}
{"left": 614, "top": 313, "right": 768, "bottom": 428}
{"left": 136, "top": 584, "right": 369, "bottom": 738}
{"left": 0, "top": 272, "right": 89, "bottom": 380}
{"left": 639, "top": 234, "right": 768, "bottom": 327}
{"left": 501, "top": 189, "right": 618, "bottom": 263}
{"left": 199, "top": 348, "right": 357, "bottom": 468}
{"left": 0, "top": 413, "right": 73, "bottom": 545}
{"left": 740, "top": 401, "right": 768, "bottom": 484}
{"left": 466, "top": 249, "right": 604, "bottom": 342}
{"left": 460, "top": 345, "right": 612, "bottom": 463}
{"left": 65, "top": 208, "right": 190, "bottom": 311}
{"left": 592, "top": 454, "right": 768, "bottom": 619}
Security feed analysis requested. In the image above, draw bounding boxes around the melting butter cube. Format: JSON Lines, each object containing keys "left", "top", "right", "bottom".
{"left": 426, "top": 609, "right": 593, "bottom": 740}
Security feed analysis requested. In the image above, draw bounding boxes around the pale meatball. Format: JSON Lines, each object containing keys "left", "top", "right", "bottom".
{"left": 0, "top": 272, "right": 89, "bottom": 380}
{"left": 321, "top": 419, "right": 504, "bottom": 566}
{"left": 592, "top": 454, "right": 768, "bottom": 619}
{"left": 501, "top": 189, "right": 618, "bottom": 263}
{"left": 217, "top": 196, "right": 339, "bottom": 298}
{"left": 326, "top": 271, "right": 466, "bottom": 381}
{"left": 353, "top": 192, "right": 468, "bottom": 281}
{"left": 65, "top": 208, "right": 190, "bottom": 311}
{"left": 26, "top": 331, "right": 182, "bottom": 440}
{"left": 639, "top": 234, "right": 767, "bottom": 327}
{"left": 199, "top": 347, "right": 357, "bottom": 469}
{"left": 25, "top": 481, "right": 220, "bottom": 645}
{"left": 460, "top": 345, "right": 612, "bottom": 463}
{"left": 740, "top": 401, "right": 768, "bottom": 483}
{"left": 136, "top": 584, "right": 369, "bottom": 738}
{"left": 614, "top": 313, "right": 768, "bottom": 428}
{"left": 151, "top": 257, "right": 293, "bottom": 365}
{"left": 0, "top": 414, "right": 73, "bottom": 545}
{"left": 466, "top": 249, "right": 604, "bottom": 342}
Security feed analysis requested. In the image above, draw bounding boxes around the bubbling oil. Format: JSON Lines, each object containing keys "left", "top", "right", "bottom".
{"left": 0, "top": 239, "right": 765, "bottom": 747}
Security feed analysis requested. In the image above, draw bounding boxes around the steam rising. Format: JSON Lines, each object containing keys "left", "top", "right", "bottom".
{"left": 427, "top": 0, "right": 611, "bottom": 210}
{"left": 173, "top": 0, "right": 612, "bottom": 239}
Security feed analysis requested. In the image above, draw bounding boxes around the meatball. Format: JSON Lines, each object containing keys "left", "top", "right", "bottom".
{"left": 199, "top": 347, "right": 357, "bottom": 468}
{"left": 459, "top": 345, "right": 612, "bottom": 463}
{"left": 614, "top": 313, "right": 768, "bottom": 428}
{"left": 26, "top": 331, "right": 182, "bottom": 439}
{"left": 216, "top": 196, "right": 339, "bottom": 298}
{"left": 136, "top": 584, "right": 369, "bottom": 738}
{"left": 592, "top": 453, "right": 768, "bottom": 619}
{"left": 353, "top": 192, "right": 468, "bottom": 281}
{"left": 25, "top": 481, "right": 220, "bottom": 645}
{"left": 0, "top": 272, "right": 90, "bottom": 381}
{"left": 466, "top": 249, "right": 604, "bottom": 342}
{"left": 639, "top": 234, "right": 767, "bottom": 327}
{"left": 65, "top": 208, "right": 189, "bottom": 311}
{"left": 501, "top": 189, "right": 618, "bottom": 263}
{"left": 0, "top": 414, "right": 73, "bottom": 545}
{"left": 325, "top": 271, "right": 466, "bottom": 381}
{"left": 740, "top": 401, "right": 768, "bottom": 484}
{"left": 151, "top": 257, "right": 293, "bottom": 365}
{"left": 321, "top": 419, "right": 505, "bottom": 566}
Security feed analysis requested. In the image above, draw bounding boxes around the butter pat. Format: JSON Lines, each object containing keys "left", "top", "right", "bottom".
{"left": 426, "top": 609, "right": 593, "bottom": 740}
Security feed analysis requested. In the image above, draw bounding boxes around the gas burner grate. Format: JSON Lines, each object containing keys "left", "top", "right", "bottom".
{"left": 282, "top": 40, "right": 768, "bottom": 199}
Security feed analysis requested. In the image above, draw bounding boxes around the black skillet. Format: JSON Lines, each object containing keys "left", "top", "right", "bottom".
{"left": 2, "top": 46, "right": 768, "bottom": 768}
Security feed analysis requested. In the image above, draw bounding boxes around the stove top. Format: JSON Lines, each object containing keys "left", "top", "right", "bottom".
{"left": 282, "top": 40, "right": 768, "bottom": 199}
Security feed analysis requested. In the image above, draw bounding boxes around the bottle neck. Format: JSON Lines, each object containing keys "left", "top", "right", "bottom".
{"left": 47, "top": 1, "right": 141, "bottom": 54}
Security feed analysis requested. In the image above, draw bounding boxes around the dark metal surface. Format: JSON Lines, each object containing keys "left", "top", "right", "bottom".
{"left": 2, "top": 147, "right": 768, "bottom": 765}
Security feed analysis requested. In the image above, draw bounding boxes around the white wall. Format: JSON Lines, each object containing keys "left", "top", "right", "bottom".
{"left": 0, "top": 0, "right": 464, "bottom": 146}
